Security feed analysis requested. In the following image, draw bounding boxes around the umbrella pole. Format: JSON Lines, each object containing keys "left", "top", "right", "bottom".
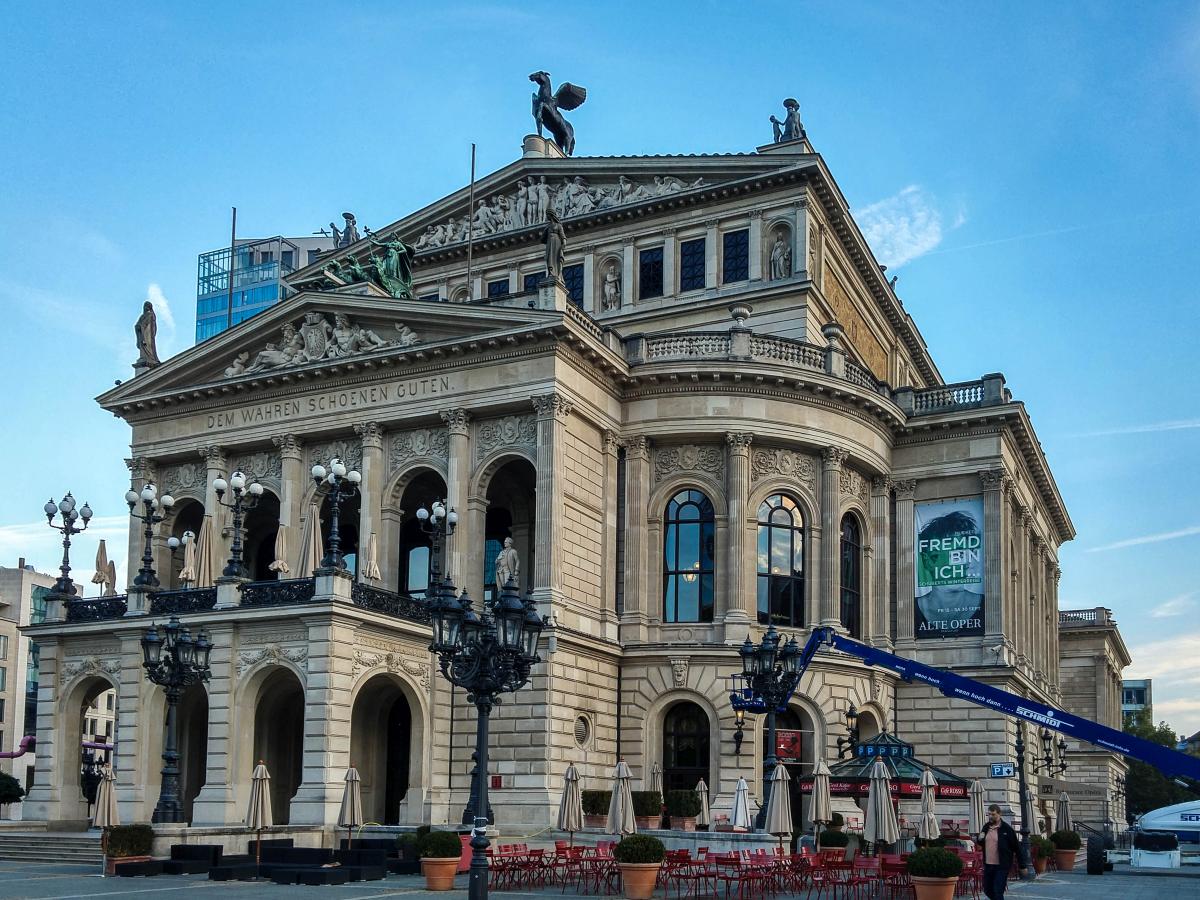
{"left": 256, "top": 827, "right": 262, "bottom": 872}
{"left": 100, "top": 827, "right": 107, "bottom": 878}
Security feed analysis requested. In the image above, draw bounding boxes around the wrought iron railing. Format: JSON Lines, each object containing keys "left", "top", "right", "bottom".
{"left": 238, "top": 577, "right": 317, "bottom": 608}
{"left": 149, "top": 587, "right": 218, "bottom": 616}
{"left": 66, "top": 596, "right": 129, "bottom": 623}
{"left": 350, "top": 583, "right": 431, "bottom": 625}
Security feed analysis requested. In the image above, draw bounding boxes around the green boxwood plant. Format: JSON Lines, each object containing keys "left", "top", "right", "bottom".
{"left": 612, "top": 834, "right": 666, "bottom": 864}
{"left": 665, "top": 789, "right": 701, "bottom": 817}
{"left": 106, "top": 824, "right": 154, "bottom": 858}
{"left": 420, "top": 830, "right": 465, "bottom": 859}
{"left": 631, "top": 790, "right": 662, "bottom": 817}
{"left": 906, "top": 847, "right": 963, "bottom": 879}
{"left": 1050, "top": 830, "right": 1081, "bottom": 851}
{"left": 1029, "top": 835, "right": 1054, "bottom": 859}
{"left": 818, "top": 829, "right": 850, "bottom": 848}
{"left": 582, "top": 790, "right": 612, "bottom": 815}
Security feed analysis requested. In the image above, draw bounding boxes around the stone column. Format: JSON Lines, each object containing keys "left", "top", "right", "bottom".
{"left": 114, "top": 632, "right": 152, "bottom": 819}
{"left": 582, "top": 245, "right": 596, "bottom": 312}
{"left": 531, "top": 393, "right": 571, "bottom": 608}
{"left": 622, "top": 238, "right": 635, "bottom": 305}
{"left": 22, "top": 638, "right": 62, "bottom": 820}
{"left": 819, "top": 447, "right": 848, "bottom": 627}
{"left": 980, "top": 469, "right": 1007, "bottom": 640}
{"left": 662, "top": 227, "right": 677, "bottom": 298}
{"left": 620, "top": 435, "right": 651, "bottom": 642}
{"left": 272, "top": 434, "right": 305, "bottom": 575}
{"left": 894, "top": 479, "right": 918, "bottom": 643}
{"left": 1018, "top": 509, "right": 1031, "bottom": 668}
{"left": 705, "top": 220, "right": 719, "bottom": 288}
{"left": 190, "top": 622, "right": 238, "bottom": 825}
{"left": 870, "top": 477, "right": 892, "bottom": 648}
{"left": 465, "top": 496, "right": 488, "bottom": 603}
{"left": 794, "top": 195, "right": 811, "bottom": 280}
{"left": 125, "top": 456, "right": 156, "bottom": 589}
{"left": 601, "top": 430, "right": 620, "bottom": 619}
{"left": 441, "top": 408, "right": 472, "bottom": 585}
{"left": 354, "top": 422, "right": 385, "bottom": 583}
{"left": 748, "top": 209, "right": 763, "bottom": 281}
{"left": 199, "top": 445, "right": 228, "bottom": 563}
{"left": 724, "top": 433, "right": 754, "bottom": 633}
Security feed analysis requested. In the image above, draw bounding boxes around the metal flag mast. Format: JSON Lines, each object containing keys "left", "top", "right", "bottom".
{"left": 225, "top": 206, "right": 237, "bottom": 331}
{"left": 465, "top": 143, "right": 476, "bottom": 300}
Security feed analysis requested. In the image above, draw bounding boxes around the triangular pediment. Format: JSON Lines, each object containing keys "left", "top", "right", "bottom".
{"left": 97, "top": 290, "right": 570, "bottom": 410}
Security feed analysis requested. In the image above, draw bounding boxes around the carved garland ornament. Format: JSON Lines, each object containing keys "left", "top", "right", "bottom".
{"left": 839, "top": 468, "right": 870, "bottom": 506}
{"left": 352, "top": 648, "right": 431, "bottom": 689}
{"left": 237, "top": 644, "right": 309, "bottom": 678}
{"left": 390, "top": 427, "right": 449, "bottom": 469}
{"left": 59, "top": 656, "right": 122, "bottom": 685}
{"left": 750, "top": 447, "right": 817, "bottom": 489}
{"left": 654, "top": 445, "right": 724, "bottom": 484}
{"left": 230, "top": 450, "right": 283, "bottom": 485}
{"left": 308, "top": 440, "right": 363, "bottom": 472}
{"left": 476, "top": 414, "right": 537, "bottom": 461}
{"left": 159, "top": 462, "right": 203, "bottom": 498}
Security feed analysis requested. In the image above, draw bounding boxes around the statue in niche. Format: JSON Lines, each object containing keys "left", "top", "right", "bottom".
{"left": 529, "top": 71, "right": 587, "bottom": 156}
{"left": 494, "top": 537, "right": 520, "bottom": 591}
{"left": 330, "top": 212, "right": 360, "bottom": 247}
{"left": 602, "top": 261, "right": 622, "bottom": 310}
{"left": 769, "top": 230, "right": 792, "bottom": 279}
{"left": 770, "top": 98, "right": 805, "bottom": 143}
{"left": 134, "top": 300, "right": 161, "bottom": 369}
{"left": 542, "top": 208, "right": 566, "bottom": 281}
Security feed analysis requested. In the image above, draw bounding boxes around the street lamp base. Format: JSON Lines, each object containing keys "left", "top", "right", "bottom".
{"left": 151, "top": 801, "right": 185, "bottom": 824}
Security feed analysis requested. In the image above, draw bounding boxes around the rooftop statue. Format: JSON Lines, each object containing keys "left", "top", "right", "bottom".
{"left": 363, "top": 228, "right": 416, "bottom": 299}
{"left": 222, "top": 312, "right": 419, "bottom": 379}
{"left": 542, "top": 208, "right": 566, "bottom": 282}
{"left": 530, "top": 71, "right": 587, "bottom": 156}
{"left": 330, "top": 212, "right": 360, "bottom": 247}
{"left": 770, "top": 98, "right": 806, "bottom": 144}
{"left": 134, "top": 300, "right": 161, "bottom": 370}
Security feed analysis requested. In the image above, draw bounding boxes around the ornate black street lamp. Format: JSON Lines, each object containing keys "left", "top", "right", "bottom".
{"left": 213, "top": 470, "right": 263, "bottom": 578}
{"left": 427, "top": 577, "right": 547, "bottom": 900}
{"left": 1033, "top": 727, "right": 1068, "bottom": 777}
{"left": 1014, "top": 723, "right": 1034, "bottom": 876}
{"left": 415, "top": 498, "right": 458, "bottom": 582}
{"left": 311, "top": 458, "right": 360, "bottom": 570}
{"left": 126, "top": 483, "right": 175, "bottom": 588}
{"left": 836, "top": 704, "right": 861, "bottom": 759}
{"left": 43, "top": 492, "right": 93, "bottom": 597}
{"left": 729, "top": 625, "right": 803, "bottom": 830}
{"left": 141, "top": 617, "right": 212, "bottom": 823}
{"left": 733, "top": 708, "right": 746, "bottom": 756}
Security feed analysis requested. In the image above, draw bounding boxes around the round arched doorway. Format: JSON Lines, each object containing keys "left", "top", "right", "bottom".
{"left": 252, "top": 668, "right": 304, "bottom": 824}
{"left": 350, "top": 674, "right": 414, "bottom": 825}
{"left": 662, "top": 701, "right": 711, "bottom": 795}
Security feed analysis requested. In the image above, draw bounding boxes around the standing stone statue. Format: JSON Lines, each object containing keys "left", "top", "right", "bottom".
{"left": 134, "top": 300, "right": 161, "bottom": 369}
{"left": 769, "top": 230, "right": 792, "bottom": 279}
{"left": 602, "top": 261, "right": 622, "bottom": 310}
{"left": 330, "top": 212, "right": 360, "bottom": 247}
{"left": 770, "top": 98, "right": 805, "bottom": 143}
{"left": 542, "top": 208, "right": 566, "bottom": 281}
{"left": 494, "top": 537, "right": 520, "bottom": 591}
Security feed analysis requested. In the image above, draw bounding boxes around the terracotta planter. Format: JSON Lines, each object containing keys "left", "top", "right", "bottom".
{"left": 910, "top": 875, "right": 959, "bottom": 900}
{"left": 618, "top": 862, "right": 662, "bottom": 900}
{"left": 1033, "top": 855, "right": 1048, "bottom": 874}
{"left": 1054, "top": 849, "right": 1077, "bottom": 871}
{"left": 422, "top": 857, "right": 460, "bottom": 891}
{"left": 105, "top": 855, "right": 150, "bottom": 876}
{"left": 672, "top": 816, "right": 697, "bottom": 832}
{"left": 585, "top": 814, "right": 606, "bottom": 828}
{"left": 635, "top": 815, "right": 658, "bottom": 831}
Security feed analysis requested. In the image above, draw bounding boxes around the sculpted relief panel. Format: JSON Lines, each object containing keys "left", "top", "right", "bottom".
{"left": 654, "top": 445, "right": 725, "bottom": 485}
{"left": 160, "top": 461, "right": 204, "bottom": 499}
{"left": 389, "top": 427, "right": 449, "bottom": 470}
{"left": 840, "top": 467, "right": 870, "bottom": 507}
{"left": 750, "top": 447, "right": 818, "bottom": 492}
{"left": 223, "top": 312, "right": 419, "bottom": 379}
{"left": 308, "top": 439, "right": 363, "bottom": 473}
{"left": 476, "top": 415, "right": 537, "bottom": 461}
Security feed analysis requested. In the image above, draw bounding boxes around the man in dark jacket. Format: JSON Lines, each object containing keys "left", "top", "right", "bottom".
{"left": 978, "top": 804, "right": 1025, "bottom": 899}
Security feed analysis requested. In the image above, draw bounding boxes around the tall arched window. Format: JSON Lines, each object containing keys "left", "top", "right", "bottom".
{"left": 840, "top": 514, "right": 862, "bottom": 638}
{"left": 662, "top": 701, "right": 710, "bottom": 794}
{"left": 663, "top": 490, "right": 715, "bottom": 623}
{"left": 756, "top": 494, "right": 805, "bottom": 626}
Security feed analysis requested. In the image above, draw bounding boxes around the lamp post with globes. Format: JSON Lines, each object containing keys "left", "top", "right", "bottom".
{"left": 415, "top": 499, "right": 458, "bottom": 583}
{"left": 311, "top": 459, "right": 361, "bottom": 570}
{"left": 213, "top": 471, "right": 264, "bottom": 578}
{"left": 43, "top": 492, "right": 93, "bottom": 597}
{"left": 126, "top": 483, "right": 174, "bottom": 588}
{"left": 140, "top": 616, "right": 213, "bottom": 823}
{"left": 427, "top": 577, "right": 547, "bottom": 900}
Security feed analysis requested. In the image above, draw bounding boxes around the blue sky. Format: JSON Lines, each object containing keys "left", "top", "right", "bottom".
{"left": 2, "top": 2, "right": 1198, "bottom": 733}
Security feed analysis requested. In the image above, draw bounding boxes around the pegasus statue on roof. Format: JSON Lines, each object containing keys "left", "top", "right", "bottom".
{"left": 530, "top": 71, "right": 587, "bottom": 156}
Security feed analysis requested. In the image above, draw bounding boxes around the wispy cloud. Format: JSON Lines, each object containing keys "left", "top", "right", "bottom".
{"left": 858, "top": 185, "right": 954, "bottom": 269}
{"left": 1128, "top": 631, "right": 1200, "bottom": 734}
{"left": 1085, "top": 525, "right": 1200, "bottom": 553}
{"left": 0, "top": 516, "right": 130, "bottom": 594}
{"left": 1150, "top": 591, "right": 1197, "bottom": 618}
{"left": 1078, "top": 418, "right": 1200, "bottom": 437}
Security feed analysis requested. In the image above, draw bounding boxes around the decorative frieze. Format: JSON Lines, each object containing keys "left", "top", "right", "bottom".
{"left": 240, "top": 629, "right": 307, "bottom": 646}
{"left": 308, "top": 439, "right": 363, "bottom": 472}
{"left": 59, "top": 656, "right": 122, "bottom": 685}
{"left": 389, "top": 427, "right": 449, "bottom": 469}
{"left": 839, "top": 468, "right": 870, "bottom": 506}
{"left": 475, "top": 414, "right": 537, "bottom": 461}
{"left": 749, "top": 447, "right": 817, "bottom": 490}
{"left": 352, "top": 648, "right": 431, "bottom": 690}
{"left": 230, "top": 449, "right": 283, "bottom": 485}
{"left": 237, "top": 644, "right": 309, "bottom": 678}
{"left": 159, "top": 461, "right": 205, "bottom": 498}
{"left": 654, "top": 445, "right": 724, "bottom": 484}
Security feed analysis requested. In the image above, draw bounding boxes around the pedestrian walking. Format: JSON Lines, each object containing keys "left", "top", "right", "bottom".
{"left": 977, "top": 803, "right": 1023, "bottom": 900}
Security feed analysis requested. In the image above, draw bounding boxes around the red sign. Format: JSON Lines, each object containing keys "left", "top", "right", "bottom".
{"left": 776, "top": 729, "right": 803, "bottom": 761}
{"left": 491, "top": 775, "right": 502, "bottom": 789}
{"left": 798, "top": 779, "right": 967, "bottom": 799}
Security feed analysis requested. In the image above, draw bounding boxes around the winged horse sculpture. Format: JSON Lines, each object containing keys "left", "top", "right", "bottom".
{"left": 530, "top": 71, "right": 587, "bottom": 156}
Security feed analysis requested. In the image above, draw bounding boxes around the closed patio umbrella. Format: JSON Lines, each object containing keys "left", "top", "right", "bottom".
{"left": 649, "top": 761, "right": 663, "bottom": 795}
{"left": 731, "top": 777, "right": 752, "bottom": 831}
{"left": 810, "top": 757, "right": 833, "bottom": 850}
{"left": 193, "top": 515, "right": 217, "bottom": 588}
{"left": 268, "top": 525, "right": 290, "bottom": 576}
{"left": 92, "top": 540, "right": 115, "bottom": 596}
{"left": 918, "top": 768, "right": 940, "bottom": 842}
{"left": 178, "top": 531, "right": 198, "bottom": 586}
{"left": 606, "top": 760, "right": 637, "bottom": 835}
{"left": 763, "top": 763, "right": 793, "bottom": 852}
{"left": 968, "top": 780, "right": 986, "bottom": 837}
{"left": 557, "top": 764, "right": 583, "bottom": 844}
{"left": 296, "top": 503, "right": 324, "bottom": 577}
{"left": 1056, "top": 791, "right": 1073, "bottom": 833}
{"left": 338, "top": 767, "right": 364, "bottom": 850}
{"left": 695, "top": 778, "right": 711, "bottom": 828}
{"left": 93, "top": 767, "right": 119, "bottom": 876}
{"left": 864, "top": 758, "right": 900, "bottom": 849}
{"left": 1021, "top": 786, "right": 1037, "bottom": 838}
{"left": 246, "top": 760, "right": 273, "bottom": 870}
{"left": 361, "top": 531, "right": 382, "bottom": 581}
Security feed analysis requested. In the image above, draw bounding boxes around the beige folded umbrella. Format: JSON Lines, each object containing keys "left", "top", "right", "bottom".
{"left": 864, "top": 758, "right": 900, "bottom": 848}
{"left": 338, "top": 766, "right": 364, "bottom": 850}
{"left": 193, "top": 515, "right": 216, "bottom": 588}
{"left": 731, "top": 776, "right": 752, "bottom": 830}
{"left": 93, "top": 766, "right": 119, "bottom": 876}
{"left": 918, "top": 768, "right": 940, "bottom": 842}
{"left": 557, "top": 764, "right": 583, "bottom": 844}
{"left": 361, "top": 531, "right": 382, "bottom": 581}
{"left": 695, "top": 778, "right": 711, "bottom": 828}
{"left": 606, "top": 759, "right": 637, "bottom": 835}
{"left": 968, "top": 779, "right": 985, "bottom": 837}
{"left": 810, "top": 757, "right": 833, "bottom": 849}
{"left": 649, "top": 761, "right": 663, "bottom": 795}
{"left": 268, "top": 525, "right": 290, "bottom": 576}
{"left": 764, "top": 762, "right": 793, "bottom": 851}
{"left": 91, "top": 540, "right": 114, "bottom": 596}
{"left": 246, "top": 760, "right": 273, "bottom": 870}
{"left": 296, "top": 503, "right": 324, "bottom": 577}
{"left": 179, "top": 531, "right": 198, "bottom": 585}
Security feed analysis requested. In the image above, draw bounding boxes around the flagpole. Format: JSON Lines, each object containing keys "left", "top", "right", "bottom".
{"left": 225, "top": 206, "right": 237, "bottom": 332}
{"left": 465, "top": 144, "right": 476, "bottom": 300}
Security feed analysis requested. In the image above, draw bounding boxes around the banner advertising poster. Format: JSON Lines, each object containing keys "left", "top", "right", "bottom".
{"left": 914, "top": 496, "right": 985, "bottom": 639}
{"left": 775, "top": 729, "right": 803, "bottom": 761}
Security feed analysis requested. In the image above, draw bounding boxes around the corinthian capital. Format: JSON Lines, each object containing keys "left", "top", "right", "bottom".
{"left": 354, "top": 421, "right": 385, "bottom": 448}
{"left": 979, "top": 468, "right": 1009, "bottom": 491}
{"left": 725, "top": 432, "right": 754, "bottom": 455}
{"left": 125, "top": 456, "right": 155, "bottom": 482}
{"left": 602, "top": 429, "right": 621, "bottom": 456}
{"left": 821, "top": 446, "right": 849, "bottom": 468}
{"left": 532, "top": 393, "right": 573, "bottom": 421}
{"left": 197, "top": 446, "right": 225, "bottom": 468}
{"left": 625, "top": 434, "right": 650, "bottom": 460}
{"left": 439, "top": 408, "right": 471, "bottom": 435}
{"left": 272, "top": 433, "right": 303, "bottom": 456}
{"left": 871, "top": 475, "right": 893, "bottom": 497}
{"left": 892, "top": 478, "right": 918, "bottom": 500}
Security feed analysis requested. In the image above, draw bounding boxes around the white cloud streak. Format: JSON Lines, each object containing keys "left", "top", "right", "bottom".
{"left": 0, "top": 516, "right": 130, "bottom": 595}
{"left": 1079, "top": 418, "right": 1200, "bottom": 436}
{"left": 1085, "top": 525, "right": 1200, "bottom": 553}
{"left": 857, "top": 185, "right": 949, "bottom": 270}
{"left": 1150, "top": 592, "right": 1197, "bottom": 618}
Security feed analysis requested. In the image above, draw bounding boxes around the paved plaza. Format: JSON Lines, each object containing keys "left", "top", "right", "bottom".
{"left": 0, "top": 859, "right": 1196, "bottom": 900}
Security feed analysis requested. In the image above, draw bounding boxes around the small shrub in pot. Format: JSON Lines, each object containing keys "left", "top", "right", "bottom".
{"left": 613, "top": 835, "right": 665, "bottom": 900}
{"left": 665, "top": 789, "right": 701, "bottom": 829}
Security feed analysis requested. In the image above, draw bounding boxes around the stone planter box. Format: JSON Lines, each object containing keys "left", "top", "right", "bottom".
{"left": 672, "top": 816, "right": 697, "bottom": 832}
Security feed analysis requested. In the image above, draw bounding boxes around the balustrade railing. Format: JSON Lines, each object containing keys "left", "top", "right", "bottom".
{"left": 66, "top": 596, "right": 129, "bottom": 623}
{"left": 239, "top": 577, "right": 318, "bottom": 608}
{"left": 912, "top": 381, "right": 985, "bottom": 413}
{"left": 350, "top": 582, "right": 431, "bottom": 625}
{"left": 149, "top": 587, "right": 218, "bottom": 616}
{"left": 645, "top": 332, "right": 732, "bottom": 360}
{"left": 747, "top": 335, "right": 826, "bottom": 371}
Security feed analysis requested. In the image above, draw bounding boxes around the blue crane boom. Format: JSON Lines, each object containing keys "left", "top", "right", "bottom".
{"left": 797, "top": 626, "right": 1200, "bottom": 780}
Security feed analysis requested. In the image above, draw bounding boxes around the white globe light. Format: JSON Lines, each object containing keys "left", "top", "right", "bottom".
{"left": 331, "top": 460, "right": 347, "bottom": 477}
{"left": 416, "top": 507, "right": 429, "bottom": 521}
{"left": 125, "top": 490, "right": 139, "bottom": 506}
{"left": 213, "top": 478, "right": 228, "bottom": 494}
{"left": 347, "top": 470, "right": 361, "bottom": 484}
{"left": 44, "top": 499, "right": 57, "bottom": 517}
{"left": 140, "top": 486, "right": 156, "bottom": 502}
{"left": 146, "top": 483, "right": 158, "bottom": 496}
{"left": 167, "top": 536, "right": 181, "bottom": 550}
{"left": 447, "top": 509, "right": 459, "bottom": 526}
{"left": 59, "top": 495, "right": 76, "bottom": 514}
{"left": 183, "top": 530, "right": 195, "bottom": 543}
{"left": 248, "top": 482, "right": 264, "bottom": 496}
{"left": 80, "top": 502, "right": 93, "bottom": 521}
{"left": 326, "top": 473, "right": 336, "bottom": 484}
{"left": 311, "top": 464, "right": 326, "bottom": 480}
{"left": 229, "top": 471, "right": 246, "bottom": 491}
{"left": 160, "top": 494, "right": 175, "bottom": 508}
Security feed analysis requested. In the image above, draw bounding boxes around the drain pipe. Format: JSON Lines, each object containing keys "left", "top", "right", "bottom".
{"left": 616, "top": 667, "right": 623, "bottom": 761}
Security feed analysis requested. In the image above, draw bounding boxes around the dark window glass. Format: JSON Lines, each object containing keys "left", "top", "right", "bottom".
{"left": 723, "top": 229, "right": 750, "bottom": 283}
{"left": 281, "top": 250, "right": 294, "bottom": 269}
{"left": 662, "top": 702, "right": 711, "bottom": 794}
{"left": 563, "top": 264, "right": 584, "bottom": 305}
{"left": 487, "top": 279, "right": 510, "bottom": 298}
{"left": 523, "top": 271, "right": 545, "bottom": 293}
{"left": 639, "top": 247, "right": 664, "bottom": 300}
{"left": 663, "top": 489, "right": 715, "bottom": 623}
{"left": 756, "top": 494, "right": 805, "bottom": 626}
{"left": 419, "top": 292, "right": 440, "bottom": 302}
{"left": 679, "top": 238, "right": 706, "bottom": 292}
{"left": 307, "top": 249, "right": 322, "bottom": 264}
{"left": 840, "top": 514, "right": 862, "bottom": 638}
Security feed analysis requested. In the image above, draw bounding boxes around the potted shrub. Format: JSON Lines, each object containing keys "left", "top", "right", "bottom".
{"left": 394, "top": 833, "right": 421, "bottom": 874}
{"left": 613, "top": 834, "right": 666, "bottom": 900}
{"left": 632, "top": 790, "right": 662, "bottom": 831}
{"left": 419, "top": 830, "right": 464, "bottom": 891}
{"left": 665, "top": 789, "right": 701, "bottom": 831}
{"left": 104, "top": 823, "right": 154, "bottom": 876}
{"left": 906, "top": 846, "right": 963, "bottom": 900}
{"left": 582, "top": 789, "right": 612, "bottom": 828}
{"left": 1029, "top": 835, "right": 1054, "bottom": 874}
{"left": 1050, "top": 829, "right": 1081, "bottom": 872}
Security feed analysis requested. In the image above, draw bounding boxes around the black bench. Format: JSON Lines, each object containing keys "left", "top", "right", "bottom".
{"left": 113, "top": 859, "right": 164, "bottom": 877}
{"left": 257, "top": 846, "right": 334, "bottom": 878}
{"left": 271, "top": 866, "right": 349, "bottom": 885}
{"left": 162, "top": 843, "right": 223, "bottom": 875}
{"left": 339, "top": 837, "right": 418, "bottom": 874}
{"left": 207, "top": 861, "right": 258, "bottom": 881}
{"left": 335, "top": 849, "right": 388, "bottom": 881}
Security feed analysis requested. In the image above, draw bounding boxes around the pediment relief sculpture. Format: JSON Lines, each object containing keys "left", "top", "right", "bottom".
{"left": 223, "top": 312, "right": 419, "bottom": 379}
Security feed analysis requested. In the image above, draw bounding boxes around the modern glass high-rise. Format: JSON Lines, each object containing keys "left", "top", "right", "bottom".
{"left": 195, "top": 236, "right": 334, "bottom": 342}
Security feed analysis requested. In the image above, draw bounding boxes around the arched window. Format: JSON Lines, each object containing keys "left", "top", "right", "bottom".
{"left": 840, "top": 514, "right": 862, "bottom": 638}
{"left": 662, "top": 701, "right": 710, "bottom": 794}
{"left": 663, "top": 490, "right": 715, "bottom": 623}
{"left": 756, "top": 494, "right": 805, "bottom": 626}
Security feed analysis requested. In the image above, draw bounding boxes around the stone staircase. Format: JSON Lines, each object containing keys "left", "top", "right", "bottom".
{"left": 0, "top": 832, "right": 103, "bottom": 864}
